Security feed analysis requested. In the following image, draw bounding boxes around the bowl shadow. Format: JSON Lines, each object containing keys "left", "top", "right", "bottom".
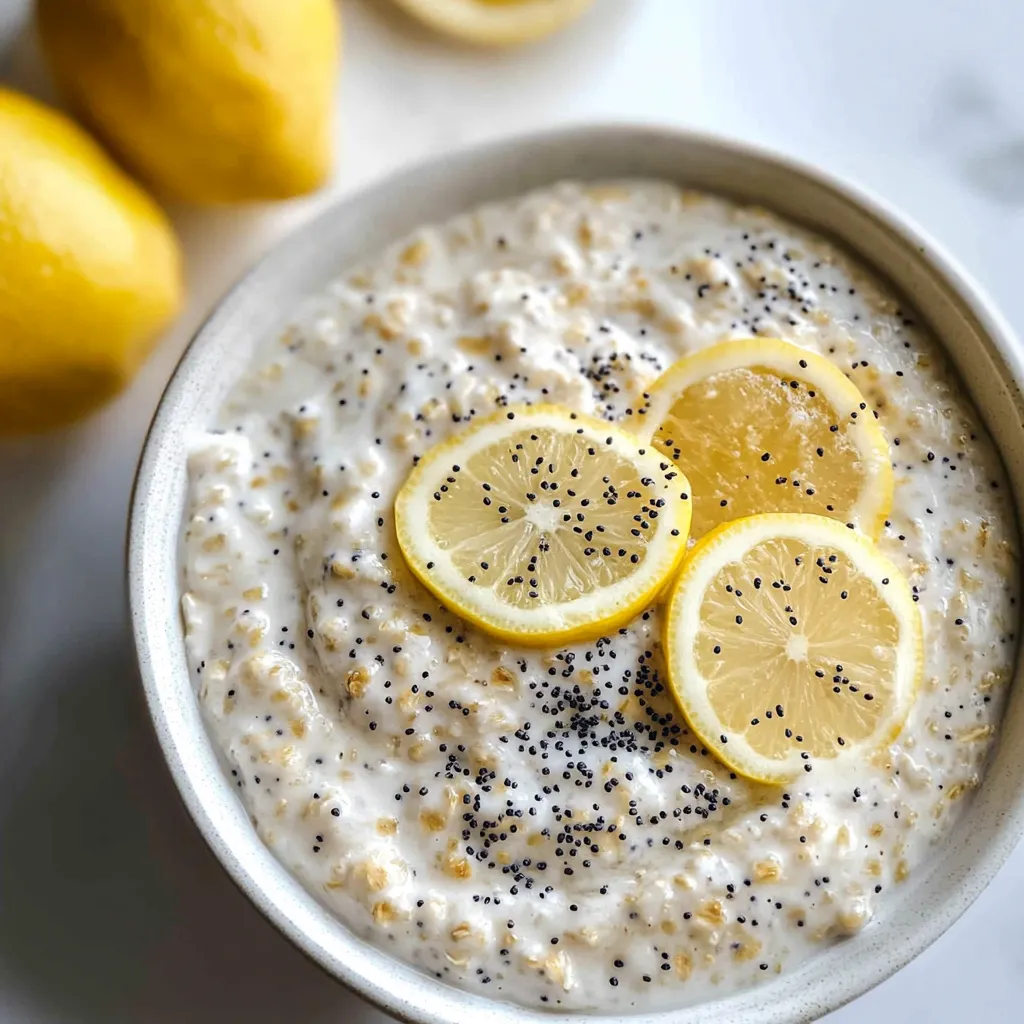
{"left": 0, "top": 629, "right": 390, "bottom": 1024}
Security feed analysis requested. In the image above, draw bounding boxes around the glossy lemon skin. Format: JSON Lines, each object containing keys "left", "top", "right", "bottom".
{"left": 0, "top": 88, "right": 182, "bottom": 434}
{"left": 37, "top": 0, "right": 340, "bottom": 204}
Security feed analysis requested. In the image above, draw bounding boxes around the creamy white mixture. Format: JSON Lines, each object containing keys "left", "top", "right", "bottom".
{"left": 181, "top": 182, "right": 1018, "bottom": 1011}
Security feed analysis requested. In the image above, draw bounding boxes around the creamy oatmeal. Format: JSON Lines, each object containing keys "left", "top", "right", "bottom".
{"left": 180, "top": 182, "right": 1018, "bottom": 1011}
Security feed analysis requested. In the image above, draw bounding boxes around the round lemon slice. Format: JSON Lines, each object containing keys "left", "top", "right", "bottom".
{"left": 395, "top": 404, "right": 692, "bottom": 646}
{"left": 629, "top": 338, "right": 893, "bottom": 540}
{"left": 389, "top": 0, "right": 594, "bottom": 46}
{"left": 664, "top": 513, "right": 922, "bottom": 784}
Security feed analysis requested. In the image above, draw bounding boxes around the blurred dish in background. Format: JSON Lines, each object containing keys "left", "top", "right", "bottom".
{"left": 390, "top": 0, "right": 595, "bottom": 45}
{"left": 37, "top": 0, "right": 341, "bottom": 204}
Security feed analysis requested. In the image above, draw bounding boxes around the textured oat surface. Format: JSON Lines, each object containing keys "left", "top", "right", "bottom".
{"left": 180, "top": 182, "right": 1018, "bottom": 1011}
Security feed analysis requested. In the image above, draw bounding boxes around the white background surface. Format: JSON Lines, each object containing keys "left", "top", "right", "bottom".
{"left": 1, "top": 1, "right": 1023, "bottom": 1021}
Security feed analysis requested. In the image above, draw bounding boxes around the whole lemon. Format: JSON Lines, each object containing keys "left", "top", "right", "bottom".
{"left": 37, "top": 0, "right": 340, "bottom": 204}
{"left": 0, "top": 88, "right": 182, "bottom": 434}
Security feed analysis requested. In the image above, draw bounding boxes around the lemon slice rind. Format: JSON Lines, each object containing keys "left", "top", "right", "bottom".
{"left": 664, "top": 513, "right": 922, "bottom": 785}
{"left": 630, "top": 338, "right": 894, "bottom": 539}
{"left": 390, "top": 0, "right": 595, "bottom": 46}
{"left": 395, "top": 404, "right": 692, "bottom": 646}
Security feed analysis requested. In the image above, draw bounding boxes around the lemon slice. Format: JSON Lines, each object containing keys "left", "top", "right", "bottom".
{"left": 630, "top": 339, "right": 893, "bottom": 541}
{"left": 389, "top": 0, "right": 595, "bottom": 46}
{"left": 664, "top": 513, "right": 922, "bottom": 784}
{"left": 395, "top": 404, "right": 692, "bottom": 646}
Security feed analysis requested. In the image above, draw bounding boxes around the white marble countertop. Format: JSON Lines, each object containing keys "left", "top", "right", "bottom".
{"left": 1, "top": 1, "right": 1023, "bottom": 1020}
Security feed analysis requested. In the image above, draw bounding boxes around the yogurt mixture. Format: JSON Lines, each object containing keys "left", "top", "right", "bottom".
{"left": 181, "top": 182, "right": 1018, "bottom": 1011}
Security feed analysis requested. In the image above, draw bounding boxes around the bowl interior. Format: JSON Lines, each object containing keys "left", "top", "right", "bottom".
{"left": 130, "top": 125, "right": 1024, "bottom": 1024}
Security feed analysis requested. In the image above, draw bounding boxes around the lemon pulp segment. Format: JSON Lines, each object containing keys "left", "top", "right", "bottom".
{"left": 389, "top": 0, "right": 595, "bottom": 46}
{"left": 396, "top": 404, "right": 692, "bottom": 645}
{"left": 632, "top": 339, "right": 893, "bottom": 540}
{"left": 665, "top": 513, "right": 921, "bottom": 784}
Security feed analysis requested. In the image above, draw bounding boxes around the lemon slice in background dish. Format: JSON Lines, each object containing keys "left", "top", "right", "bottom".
{"left": 395, "top": 404, "right": 692, "bottom": 646}
{"left": 664, "top": 513, "right": 922, "bottom": 785}
{"left": 629, "top": 338, "right": 893, "bottom": 540}
{"left": 390, "top": 0, "right": 595, "bottom": 46}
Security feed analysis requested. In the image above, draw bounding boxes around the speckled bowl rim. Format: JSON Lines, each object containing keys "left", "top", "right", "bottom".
{"left": 129, "top": 123, "right": 1024, "bottom": 1024}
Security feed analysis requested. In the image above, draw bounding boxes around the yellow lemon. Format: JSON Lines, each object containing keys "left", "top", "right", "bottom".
{"left": 37, "top": 0, "right": 340, "bottom": 204}
{"left": 390, "top": 0, "right": 595, "bottom": 46}
{"left": 0, "top": 88, "right": 182, "bottom": 435}
{"left": 629, "top": 338, "right": 894, "bottom": 540}
{"left": 395, "top": 404, "right": 692, "bottom": 646}
{"left": 664, "top": 513, "right": 922, "bottom": 784}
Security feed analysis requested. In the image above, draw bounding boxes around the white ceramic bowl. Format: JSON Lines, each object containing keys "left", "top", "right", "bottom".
{"left": 129, "top": 125, "right": 1024, "bottom": 1024}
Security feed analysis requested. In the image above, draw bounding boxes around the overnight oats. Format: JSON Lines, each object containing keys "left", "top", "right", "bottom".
{"left": 180, "top": 182, "right": 1018, "bottom": 1011}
